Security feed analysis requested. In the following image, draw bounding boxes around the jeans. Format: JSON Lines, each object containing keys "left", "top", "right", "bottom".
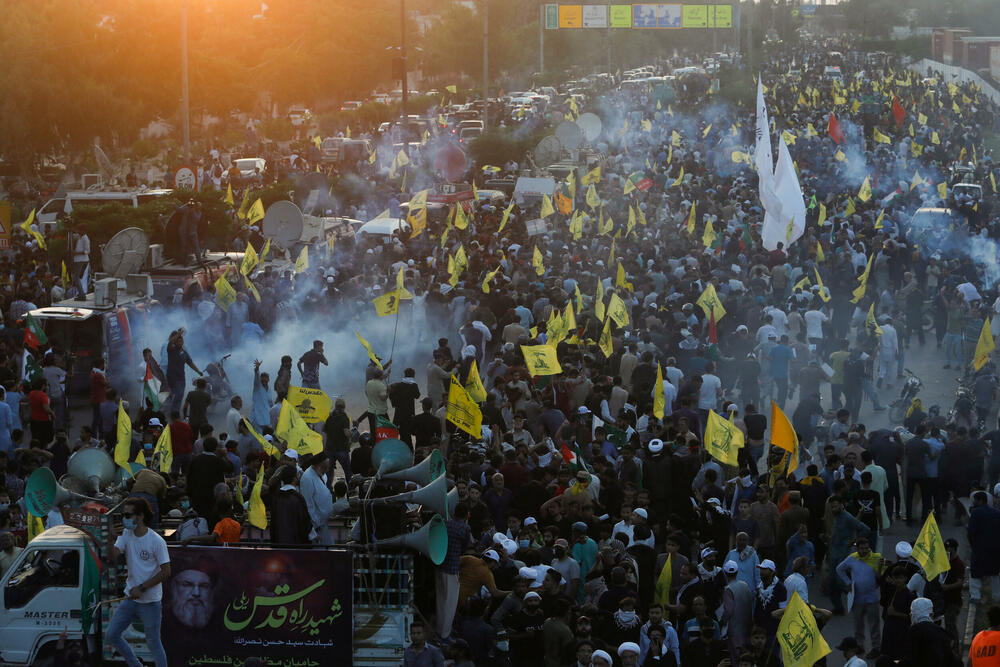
{"left": 329, "top": 450, "right": 351, "bottom": 486}
{"left": 944, "top": 332, "right": 963, "bottom": 365}
{"left": 106, "top": 599, "right": 168, "bottom": 667}
{"left": 168, "top": 380, "right": 185, "bottom": 414}
{"left": 852, "top": 600, "right": 882, "bottom": 650}
{"left": 774, "top": 377, "right": 789, "bottom": 409}
{"left": 862, "top": 379, "right": 883, "bottom": 410}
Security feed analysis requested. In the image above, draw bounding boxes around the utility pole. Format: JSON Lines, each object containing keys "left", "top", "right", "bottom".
{"left": 181, "top": 0, "right": 190, "bottom": 162}
{"left": 401, "top": 0, "right": 409, "bottom": 153}
{"left": 539, "top": 5, "right": 545, "bottom": 75}
{"left": 483, "top": 0, "right": 489, "bottom": 129}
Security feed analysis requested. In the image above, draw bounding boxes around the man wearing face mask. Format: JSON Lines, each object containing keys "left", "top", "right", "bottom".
{"left": 129, "top": 466, "right": 168, "bottom": 529}
{"left": 106, "top": 498, "right": 170, "bottom": 667}
{"left": 550, "top": 538, "right": 581, "bottom": 600}
{"left": 903, "top": 597, "right": 955, "bottom": 665}
{"left": 0, "top": 530, "right": 23, "bottom": 576}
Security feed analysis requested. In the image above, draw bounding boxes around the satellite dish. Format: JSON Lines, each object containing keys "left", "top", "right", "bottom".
{"left": 556, "top": 121, "right": 584, "bottom": 151}
{"left": 576, "top": 113, "right": 603, "bottom": 143}
{"left": 295, "top": 172, "right": 331, "bottom": 214}
{"left": 434, "top": 144, "right": 469, "bottom": 182}
{"left": 262, "top": 200, "right": 305, "bottom": 248}
{"left": 534, "top": 136, "right": 563, "bottom": 167}
{"left": 101, "top": 227, "right": 149, "bottom": 278}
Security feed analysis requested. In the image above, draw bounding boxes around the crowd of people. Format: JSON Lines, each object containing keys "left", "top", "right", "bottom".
{"left": 4, "top": 36, "right": 1000, "bottom": 667}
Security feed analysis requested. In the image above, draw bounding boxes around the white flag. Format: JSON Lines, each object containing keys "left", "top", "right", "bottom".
{"left": 754, "top": 78, "right": 775, "bottom": 194}
{"left": 762, "top": 136, "right": 806, "bottom": 250}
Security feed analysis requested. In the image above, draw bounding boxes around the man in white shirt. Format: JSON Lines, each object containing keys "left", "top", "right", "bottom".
{"left": 755, "top": 315, "right": 777, "bottom": 345}
{"left": 664, "top": 358, "right": 684, "bottom": 389}
{"left": 653, "top": 374, "right": 677, "bottom": 418}
{"left": 300, "top": 452, "right": 335, "bottom": 545}
{"left": 107, "top": 498, "right": 171, "bottom": 667}
{"left": 804, "top": 306, "right": 829, "bottom": 345}
{"left": 836, "top": 636, "right": 868, "bottom": 667}
{"left": 73, "top": 225, "right": 91, "bottom": 280}
{"left": 698, "top": 361, "right": 723, "bottom": 415}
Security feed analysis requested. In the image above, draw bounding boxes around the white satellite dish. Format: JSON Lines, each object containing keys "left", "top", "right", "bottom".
{"left": 534, "top": 136, "right": 563, "bottom": 167}
{"left": 101, "top": 227, "right": 149, "bottom": 278}
{"left": 556, "top": 121, "right": 584, "bottom": 151}
{"left": 262, "top": 200, "right": 305, "bottom": 248}
{"left": 576, "top": 113, "right": 603, "bottom": 143}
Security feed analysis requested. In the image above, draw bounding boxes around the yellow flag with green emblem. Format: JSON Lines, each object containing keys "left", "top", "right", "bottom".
{"left": 224, "top": 183, "right": 235, "bottom": 206}
{"left": 520, "top": 345, "right": 562, "bottom": 376}
{"left": 465, "top": 360, "right": 488, "bottom": 403}
{"left": 355, "top": 331, "right": 383, "bottom": 370}
{"left": 447, "top": 375, "right": 483, "bottom": 437}
{"left": 115, "top": 400, "right": 133, "bottom": 475}
{"left": 540, "top": 194, "right": 555, "bottom": 218}
{"left": 776, "top": 592, "right": 830, "bottom": 667}
{"left": 242, "top": 418, "right": 280, "bottom": 458}
{"left": 607, "top": 293, "right": 630, "bottom": 328}
{"left": 241, "top": 242, "right": 259, "bottom": 276}
{"left": 974, "top": 317, "right": 995, "bottom": 371}
{"left": 704, "top": 409, "right": 744, "bottom": 466}
{"left": 154, "top": 425, "right": 172, "bottom": 473}
{"left": 696, "top": 283, "right": 726, "bottom": 322}
{"left": 532, "top": 246, "right": 545, "bottom": 276}
{"left": 858, "top": 176, "right": 872, "bottom": 202}
{"left": 247, "top": 198, "right": 265, "bottom": 225}
{"left": 294, "top": 246, "right": 309, "bottom": 273}
{"left": 215, "top": 274, "right": 237, "bottom": 311}
{"left": 912, "top": 511, "right": 951, "bottom": 580}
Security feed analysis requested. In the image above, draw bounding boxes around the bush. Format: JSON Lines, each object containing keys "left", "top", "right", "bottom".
{"left": 258, "top": 117, "right": 296, "bottom": 142}
{"left": 468, "top": 126, "right": 550, "bottom": 167}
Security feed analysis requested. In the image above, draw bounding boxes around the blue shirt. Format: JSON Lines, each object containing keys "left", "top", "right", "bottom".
{"left": 785, "top": 535, "right": 816, "bottom": 576}
{"left": 768, "top": 344, "right": 795, "bottom": 379}
{"left": 925, "top": 437, "right": 944, "bottom": 477}
{"left": 836, "top": 555, "right": 881, "bottom": 605}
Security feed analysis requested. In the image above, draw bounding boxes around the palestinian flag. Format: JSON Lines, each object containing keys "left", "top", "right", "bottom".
{"left": 560, "top": 441, "right": 590, "bottom": 471}
{"left": 23, "top": 313, "right": 47, "bottom": 349}
{"left": 81, "top": 539, "right": 103, "bottom": 633}
{"left": 740, "top": 222, "right": 752, "bottom": 251}
{"left": 374, "top": 415, "right": 399, "bottom": 443}
{"left": 142, "top": 363, "right": 162, "bottom": 411}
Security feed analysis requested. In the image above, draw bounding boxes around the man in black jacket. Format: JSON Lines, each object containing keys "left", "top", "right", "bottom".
{"left": 270, "top": 466, "right": 311, "bottom": 544}
{"left": 389, "top": 368, "right": 421, "bottom": 445}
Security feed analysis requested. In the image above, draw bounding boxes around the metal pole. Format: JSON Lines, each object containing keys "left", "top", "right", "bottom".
{"left": 401, "top": 0, "right": 409, "bottom": 153}
{"left": 483, "top": 0, "right": 489, "bottom": 129}
{"left": 181, "top": 0, "right": 190, "bottom": 162}
{"left": 539, "top": 5, "right": 545, "bottom": 75}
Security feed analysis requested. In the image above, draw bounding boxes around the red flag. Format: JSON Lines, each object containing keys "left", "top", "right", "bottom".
{"left": 891, "top": 95, "right": 906, "bottom": 127}
{"left": 708, "top": 310, "right": 718, "bottom": 344}
{"left": 827, "top": 113, "right": 844, "bottom": 145}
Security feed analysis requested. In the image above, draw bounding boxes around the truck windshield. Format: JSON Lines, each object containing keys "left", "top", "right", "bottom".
{"left": 5, "top": 548, "right": 80, "bottom": 608}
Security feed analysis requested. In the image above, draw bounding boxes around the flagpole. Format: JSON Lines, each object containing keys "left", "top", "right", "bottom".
{"left": 388, "top": 304, "right": 401, "bottom": 382}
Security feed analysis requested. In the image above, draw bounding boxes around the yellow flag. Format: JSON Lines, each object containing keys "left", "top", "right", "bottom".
{"left": 61, "top": 261, "right": 70, "bottom": 288}
{"left": 532, "top": 246, "right": 545, "bottom": 276}
{"left": 702, "top": 217, "right": 716, "bottom": 248}
{"left": 912, "top": 511, "right": 951, "bottom": 580}
{"left": 244, "top": 274, "right": 261, "bottom": 303}
{"left": 608, "top": 239, "right": 616, "bottom": 266}
{"left": 447, "top": 375, "right": 483, "bottom": 437}
{"left": 931, "top": 131, "right": 940, "bottom": 145}
{"left": 115, "top": 400, "right": 133, "bottom": 474}
{"left": 355, "top": 330, "right": 383, "bottom": 369}
{"left": 653, "top": 364, "right": 665, "bottom": 419}
{"left": 654, "top": 552, "right": 673, "bottom": 607}
{"left": 454, "top": 203, "right": 469, "bottom": 230}
{"left": 275, "top": 399, "right": 323, "bottom": 455}
{"left": 607, "top": 292, "right": 630, "bottom": 328}
{"left": 598, "top": 317, "right": 614, "bottom": 357}
{"left": 569, "top": 210, "right": 584, "bottom": 240}
{"left": 24, "top": 511, "right": 47, "bottom": 543}
{"left": 215, "top": 274, "right": 237, "bottom": 311}
{"left": 241, "top": 242, "right": 259, "bottom": 276}
{"left": 866, "top": 302, "right": 884, "bottom": 336}
{"left": 614, "top": 262, "right": 633, "bottom": 293}
{"left": 581, "top": 165, "right": 601, "bottom": 185}
{"left": 539, "top": 194, "right": 555, "bottom": 218}
{"left": 813, "top": 267, "right": 831, "bottom": 303}
{"left": 671, "top": 167, "right": 685, "bottom": 187}
{"left": 641, "top": 119, "right": 652, "bottom": 133}
{"left": 771, "top": 402, "right": 799, "bottom": 474}
{"left": 776, "top": 592, "right": 831, "bottom": 667}
{"left": 373, "top": 289, "right": 407, "bottom": 317}
{"left": 521, "top": 344, "right": 562, "bottom": 376}
{"left": 857, "top": 176, "right": 872, "bottom": 203}
{"left": 19, "top": 209, "right": 46, "bottom": 250}
{"left": 595, "top": 278, "right": 605, "bottom": 321}
{"left": 873, "top": 128, "right": 891, "bottom": 144}
{"left": 248, "top": 463, "right": 267, "bottom": 530}
{"left": 937, "top": 182, "right": 947, "bottom": 200}
{"left": 481, "top": 266, "right": 501, "bottom": 294}
{"left": 574, "top": 284, "right": 583, "bottom": 313}
{"left": 686, "top": 201, "right": 697, "bottom": 234}
{"left": 817, "top": 203, "right": 827, "bottom": 227}
{"left": 781, "top": 129, "right": 796, "bottom": 145}
{"left": 704, "top": 409, "right": 744, "bottom": 466}
{"left": 154, "top": 425, "right": 172, "bottom": 473}
{"left": 974, "top": 318, "right": 995, "bottom": 370}
{"left": 806, "top": 122, "right": 818, "bottom": 137}
{"left": 242, "top": 418, "right": 280, "bottom": 458}
{"left": 224, "top": 183, "right": 235, "bottom": 206}
{"left": 236, "top": 188, "right": 252, "bottom": 220}
{"left": 247, "top": 198, "right": 265, "bottom": 225}
{"left": 815, "top": 241, "right": 825, "bottom": 263}
{"left": 918, "top": 112, "right": 928, "bottom": 125}
{"left": 696, "top": 283, "right": 726, "bottom": 322}
{"left": 910, "top": 170, "right": 924, "bottom": 191}
{"left": 465, "top": 360, "right": 488, "bottom": 403}
{"left": 834, "top": 149, "right": 846, "bottom": 162}
{"left": 258, "top": 238, "right": 270, "bottom": 264}
{"left": 294, "top": 246, "right": 309, "bottom": 273}
{"left": 623, "top": 176, "right": 636, "bottom": 195}
{"left": 585, "top": 184, "right": 601, "bottom": 209}
{"left": 407, "top": 189, "right": 428, "bottom": 238}
{"left": 992, "top": 172, "right": 998, "bottom": 194}
{"left": 369, "top": 149, "right": 377, "bottom": 165}
{"left": 851, "top": 254, "right": 874, "bottom": 303}
{"left": 911, "top": 142, "right": 923, "bottom": 157}
{"left": 498, "top": 201, "right": 515, "bottom": 233}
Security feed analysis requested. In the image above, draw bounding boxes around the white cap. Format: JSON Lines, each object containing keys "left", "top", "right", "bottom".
{"left": 723, "top": 560, "right": 739, "bottom": 574}
{"left": 492, "top": 533, "right": 506, "bottom": 545}
{"left": 147, "top": 418, "right": 163, "bottom": 427}
{"left": 518, "top": 566, "right": 537, "bottom": 579}
{"left": 524, "top": 517, "right": 537, "bottom": 526}
{"left": 502, "top": 540, "right": 518, "bottom": 556}
{"left": 284, "top": 449, "right": 299, "bottom": 460}
{"left": 736, "top": 324, "right": 748, "bottom": 332}
{"left": 483, "top": 549, "right": 500, "bottom": 562}
{"left": 591, "top": 650, "right": 613, "bottom": 665}
{"left": 633, "top": 508, "right": 648, "bottom": 519}
{"left": 895, "top": 541, "right": 913, "bottom": 559}
{"left": 700, "top": 547, "right": 717, "bottom": 560}
{"left": 648, "top": 439, "right": 664, "bottom": 453}
{"left": 617, "top": 642, "right": 640, "bottom": 656}
{"left": 758, "top": 559, "right": 777, "bottom": 571}
{"left": 523, "top": 591, "right": 541, "bottom": 601}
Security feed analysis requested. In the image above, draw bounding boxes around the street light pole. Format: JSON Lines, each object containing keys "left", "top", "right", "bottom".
{"left": 181, "top": 0, "right": 191, "bottom": 162}
{"left": 483, "top": 0, "right": 489, "bottom": 129}
{"left": 401, "top": 0, "right": 409, "bottom": 153}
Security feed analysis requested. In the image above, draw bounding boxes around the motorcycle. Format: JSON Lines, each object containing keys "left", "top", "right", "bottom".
{"left": 888, "top": 369, "right": 923, "bottom": 424}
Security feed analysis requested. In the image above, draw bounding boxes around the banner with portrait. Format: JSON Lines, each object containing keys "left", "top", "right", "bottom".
{"left": 163, "top": 546, "right": 353, "bottom": 666}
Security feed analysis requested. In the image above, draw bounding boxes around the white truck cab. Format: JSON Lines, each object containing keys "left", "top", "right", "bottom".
{"left": 0, "top": 526, "right": 91, "bottom": 665}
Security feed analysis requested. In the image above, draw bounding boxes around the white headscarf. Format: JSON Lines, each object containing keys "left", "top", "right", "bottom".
{"left": 910, "top": 597, "right": 934, "bottom": 624}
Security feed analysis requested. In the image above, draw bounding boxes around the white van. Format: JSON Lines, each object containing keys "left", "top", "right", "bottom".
{"left": 37, "top": 189, "right": 173, "bottom": 229}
